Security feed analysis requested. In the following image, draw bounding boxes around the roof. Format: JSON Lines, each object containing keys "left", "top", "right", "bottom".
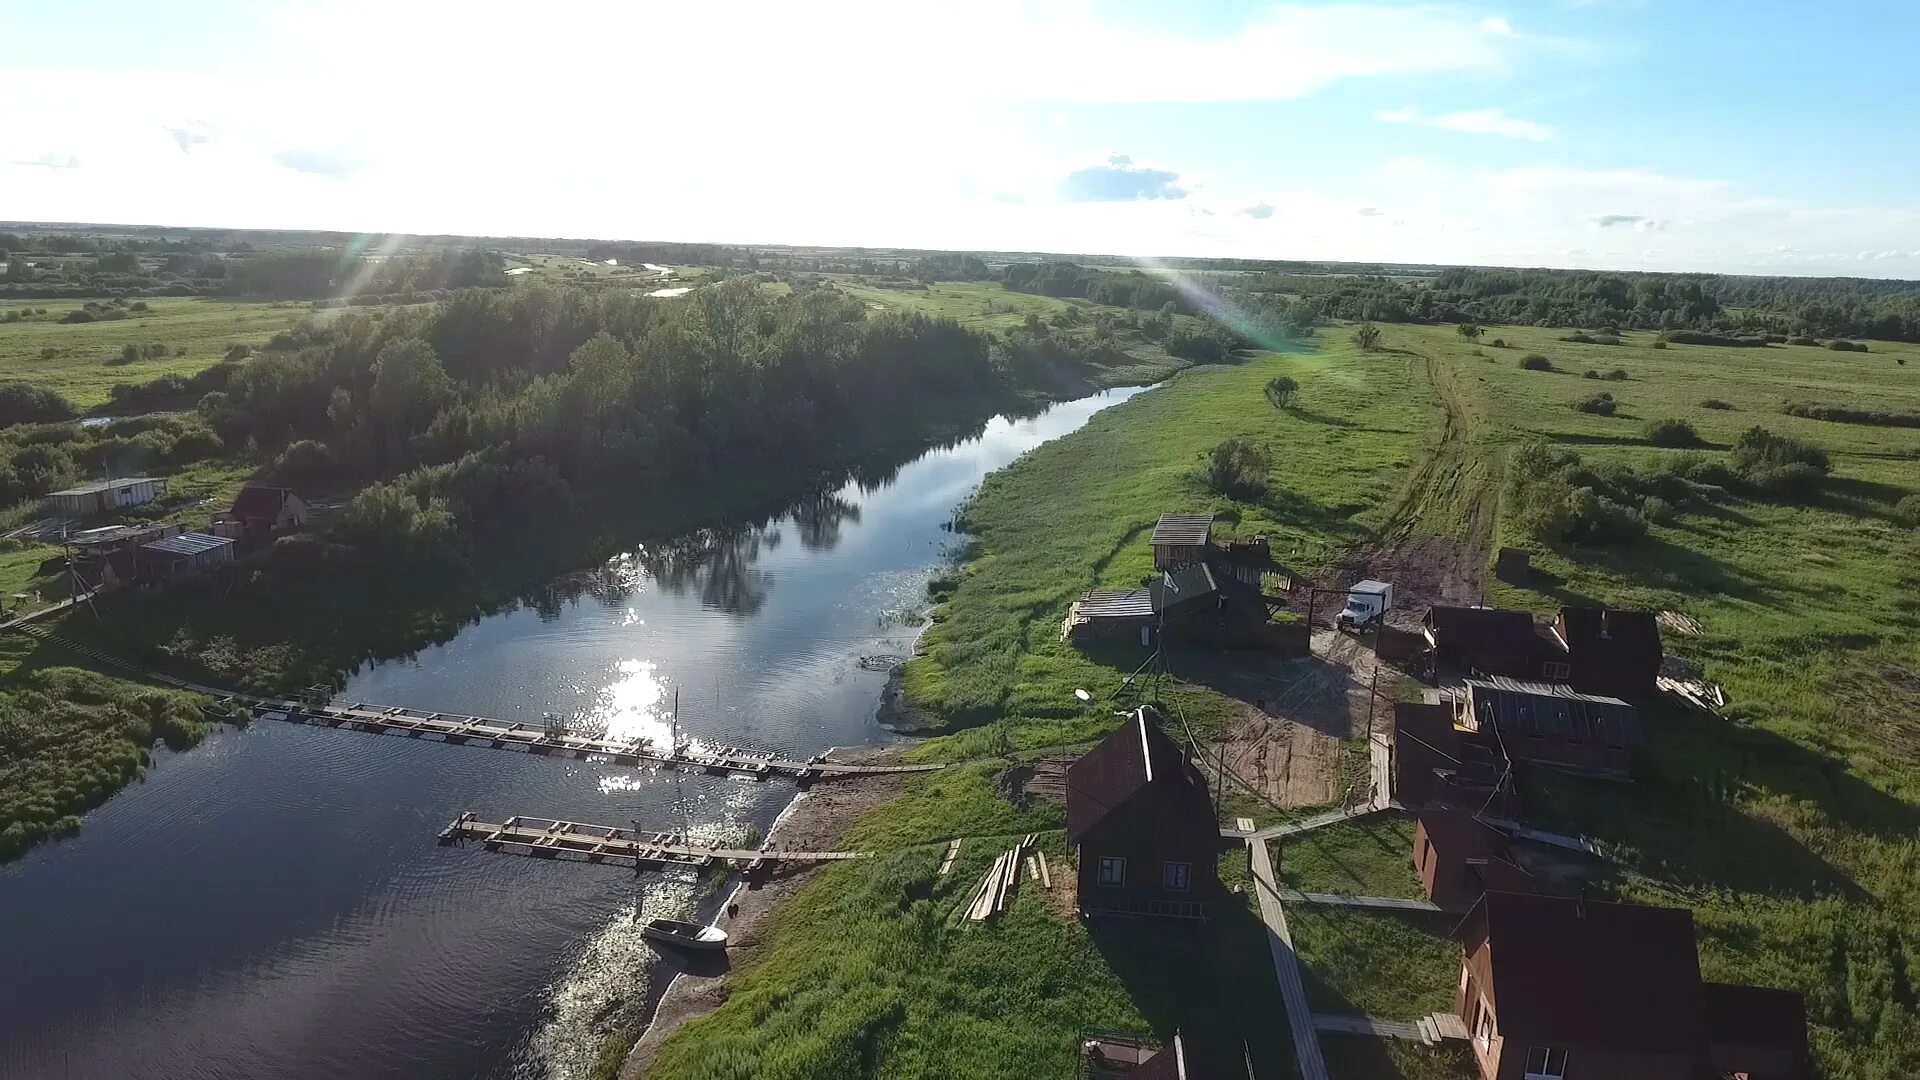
{"left": 49, "top": 477, "right": 162, "bottom": 498}
{"left": 1075, "top": 589, "right": 1156, "bottom": 620}
{"left": 1462, "top": 891, "right": 1708, "bottom": 1056}
{"left": 1558, "top": 607, "right": 1663, "bottom": 681}
{"left": 1703, "top": 982, "right": 1809, "bottom": 1056}
{"left": 1151, "top": 561, "right": 1218, "bottom": 615}
{"left": 1465, "top": 676, "right": 1643, "bottom": 746}
{"left": 1150, "top": 513, "right": 1214, "bottom": 547}
{"left": 1351, "top": 578, "right": 1392, "bottom": 594}
{"left": 230, "top": 485, "right": 295, "bottom": 518}
{"left": 140, "top": 532, "right": 235, "bottom": 558}
{"left": 1132, "top": 1033, "right": 1212, "bottom": 1080}
{"left": 1424, "top": 606, "right": 1540, "bottom": 666}
{"left": 1067, "top": 707, "right": 1208, "bottom": 843}
{"left": 1417, "top": 809, "right": 1508, "bottom": 861}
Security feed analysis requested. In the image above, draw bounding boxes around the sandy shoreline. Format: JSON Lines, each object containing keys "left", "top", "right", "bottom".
{"left": 618, "top": 743, "right": 915, "bottom": 1078}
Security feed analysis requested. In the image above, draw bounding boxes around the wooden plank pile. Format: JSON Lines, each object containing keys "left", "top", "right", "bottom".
{"left": 962, "top": 833, "right": 1038, "bottom": 923}
{"left": 1658, "top": 675, "right": 1727, "bottom": 715}
{"left": 1657, "top": 609, "right": 1703, "bottom": 637}
{"left": 937, "top": 838, "right": 962, "bottom": 877}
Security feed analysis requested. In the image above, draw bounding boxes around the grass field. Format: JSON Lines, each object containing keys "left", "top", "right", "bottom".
{"left": 655, "top": 319, "right": 1920, "bottom": 1078}
{"left": 0, "top": 298, "right": 310, "bottom": 410}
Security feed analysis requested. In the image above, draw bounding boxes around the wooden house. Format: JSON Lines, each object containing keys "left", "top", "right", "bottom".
{"left": 1703, "top": 983, "right": 1810, "bottom": 1080}
{"left": 1067, "top": 707, "right": 1221, "bottom": 919}
{"left": 1455, "top": 892, "right": 1807, "bottom": 1080}
{"left": 214, "top": 485, "right": 310, "bottom": 543}
{"left": 1457, "top": 677, "right": 1642, "bottom": 780}
{"left": 1550, "top": 608, "right": 1663, "bottom": 701}
{"left": 1424, "top": 606, "right": 1556, "bottom": 681}
{"left": 1413, "top": 810, "right": 1533, "bottom": 911}
{"left": 1149, "top": 513, "right": 1213, "bottom": 571}
{"left": 46, "top": 477, "right": 163, "bottom": 517}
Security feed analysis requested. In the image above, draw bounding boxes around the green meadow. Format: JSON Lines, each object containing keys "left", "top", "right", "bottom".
{"left": 0, "top": 298, "right": 309, "bottom": 410}
{"left": 651, "top": 321, "right": 1919, "bottom": 1078}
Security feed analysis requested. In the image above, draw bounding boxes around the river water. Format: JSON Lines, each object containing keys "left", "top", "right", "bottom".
{"left": 0, "top": 386, "right": 1144, "bottom": 1080}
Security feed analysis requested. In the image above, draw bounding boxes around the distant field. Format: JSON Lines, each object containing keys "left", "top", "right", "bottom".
{"left": 0, "top": 298, "right": 309, "bottom": 410}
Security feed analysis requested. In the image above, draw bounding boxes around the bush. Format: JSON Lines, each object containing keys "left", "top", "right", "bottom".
{"left": 1784, "top": 402, "right": 1920, "bottom": 428}
{"left": 1351, "top": 323, "right": 1381, "bottom": 351}
{"left": 0, "top": 383, "right": 78, "bottom": 427}
{"left": 1264, "top": 375, "right": 1299, "bottom": 409}
{"left": 1661, "top": 330, "right": 1768, "bottom": 347}
{"left": 1652, "top": 341, "right": 1668, "bottom": 349}
{"left": 1896, "top": 494, "right": 1920, "bottom": 528}
{"left": 1643, "top": 419, "right": 1702, "bottom": 447}
{"left": 1641, "top": 496, "right": 1677, "bottom": 524}
{"left": 1788, "top": 336, "right": 1821, "bottom": 347}
{"left": 1731, "top": 426, "right": 1829, "bottom": 500}
{"left": 1520, "top": 354, "right": 1554, "bottom": 371}
{"left": 1604, "top": 368, "right": 1630, "bottom": 381}
{"left": 1560, "top": 332, "right": 1620, "bottom": 345}
{"left": 1574, "top": 393, "right": 1617, "bottom": 416}
{"left": 272, "top": 439, "right": 338, "bottom": 490}
{"left": 1701, "top": 399, "right": 1735, "bottom": 410}
{"left": 1583, "top": 369, "right": 1600, "bottom": 380}
{"left": 60, "top": 309, "right": 93, "bottom": 324}
{"left": 1205, "top": 437, "right": 1270, "bottom": 500}
{"left": 1828, "top": 340, "right": 1869, "bottom": 352}
{"left": 1489, "top": 338, "right": 1506, "bottom": 348}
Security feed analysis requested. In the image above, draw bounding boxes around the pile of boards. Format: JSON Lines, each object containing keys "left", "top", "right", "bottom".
{"left": 1658, "top": 675, "right": 1728, "bottom": 715}
{"left": 961, "top": 832, "right": 1051, "bottom": 923}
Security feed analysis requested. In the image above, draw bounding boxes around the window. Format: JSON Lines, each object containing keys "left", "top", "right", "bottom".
{"left": 1097, "top": 857, "right": 1126, "bottom": 888}
{"left": 1473, "top": 999, "right": 1494, "bottom": 1050}
{"left": 1524, "top": 1046, "right": 1568, "bottom": 1079}
{"left": 1162, "top": 861, "right": 1191, "bottom": 892}
{"left": 1542, "top": 661, "right": 1571, "bottom": 680}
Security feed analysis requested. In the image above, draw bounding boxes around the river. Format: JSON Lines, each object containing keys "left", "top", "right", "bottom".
{"left": 0, "top": 385, "right": 1145, "bottom": 1080}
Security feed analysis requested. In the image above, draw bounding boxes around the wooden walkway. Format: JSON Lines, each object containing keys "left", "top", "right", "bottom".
{"left": 1224, "top": 804, "right": 1387, "bottom": 842}
{"left": 1313, "top": 1011, "right": 1467, "bottom": 1046}
{"left": 439, "top": 814, "right": 868, "bottom": 871}
{"left": 1248, "top": 838, "right": 1330, "bottom": 1080}
{"left": 10, "top": 624, "right": 940, "bottom": 783}
{"left": 1276, "top": 888, "right": 1445, "bottom": 914}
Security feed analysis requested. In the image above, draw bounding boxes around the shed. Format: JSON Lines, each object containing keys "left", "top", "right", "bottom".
{"left": 1413, "top": 809, "right": 1533, "bottom": 911}
{"left": 1150, "top": 561, "right": 1219, "bottom": 621}
{"left": 1068, "top": 707, "right": 1221, "bottom": 918}
{"left": 1553, "top": 607, "right": 1663, "bottom": 700}
{"left": 1423, "top": 606, "right": 1549, "bottom": 680}
{"left": 1063, "top": 589, "right": 1156, "bottom": 646}
{"left": 46, "top": 477, "right": 163, "bottom": 517}
{"left": 1149, "top": 513, "right": 1213, "bottom": 571}
{"left": 137, "top": 531, "right": 236, "bottom": 576}
{"left": 1456, "top": 893, "right": 1712, "bottom": 1080}
{"left": 1460, "top": 677, "right": 1641, "bottom": 779}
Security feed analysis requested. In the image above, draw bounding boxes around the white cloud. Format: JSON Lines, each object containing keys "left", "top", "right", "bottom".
{"left": 1375, "top": 106, "right": 1555, "bottom": 141}
{"left": 1239, "top": 203, "right": 1276, "bottom": 219}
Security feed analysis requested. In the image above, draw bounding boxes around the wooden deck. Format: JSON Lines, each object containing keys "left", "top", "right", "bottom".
{"left": 9, "top": 624, "right": 940, "bottom": 783}
{"left": 439, "top": 814, "right": 868, "bottom": 871}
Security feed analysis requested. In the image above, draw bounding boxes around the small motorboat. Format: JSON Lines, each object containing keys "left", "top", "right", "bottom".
{"left": 641, "top": 918, "right": 729, "bottom": 952}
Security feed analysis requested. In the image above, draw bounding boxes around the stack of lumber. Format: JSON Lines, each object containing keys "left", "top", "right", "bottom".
{"left": 1658, "top": 675, "right": 1727, "bottom": 714}
{"left": 963, "top": 833, "right": 1038, "bottom": 923}
{"left": 1658, "top": 610, "right": 1703, "bottom": 637}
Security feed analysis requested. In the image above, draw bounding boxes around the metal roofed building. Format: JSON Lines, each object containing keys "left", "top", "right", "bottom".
{"left": 1458, "top": 676, "right": 1642, "bottom": 780}
{"left": 137, "top": 531, "right": 236, "bottom": 576}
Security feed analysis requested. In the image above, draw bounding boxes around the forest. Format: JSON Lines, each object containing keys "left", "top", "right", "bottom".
{"left": 1237, "top": 265, "right": 1920, "bottom": 342}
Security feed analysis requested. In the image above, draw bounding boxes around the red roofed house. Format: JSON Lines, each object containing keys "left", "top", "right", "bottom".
{"left": 214, "top": 485, "right": 309, "bottom": 544}
{"left": 1413, "top": 810, "right": 1534, "bottom": 911}
{"left": 1068, "top": 707, "right": 1222, "bottom": 919}
{"left": 1456, "top": 892, "right": 1808, "bottom": 1080}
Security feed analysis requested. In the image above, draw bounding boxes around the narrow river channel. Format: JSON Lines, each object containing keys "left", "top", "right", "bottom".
{"left": 0, "top": 385, "right": 1146, "bottom": 1080}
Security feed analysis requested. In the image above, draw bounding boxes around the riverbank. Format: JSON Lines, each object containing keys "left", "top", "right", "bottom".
{"left": 615, "top": 746, "right": 916, "bottom": 1079}
{"left": 635, "top": 346, "right": 1422, "bottom": 1078}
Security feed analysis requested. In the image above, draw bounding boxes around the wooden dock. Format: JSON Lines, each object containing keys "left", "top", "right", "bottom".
{"left": 438, "top": 814, "right": 868, "bottom": 871}
{"left": 9, "top": 624, "right": 942, "bottom": 783}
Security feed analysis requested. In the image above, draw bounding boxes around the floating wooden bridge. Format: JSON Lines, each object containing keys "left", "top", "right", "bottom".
{"left": 7, "top": 624, "right": 941, "bottom": 783}
{"left": 438, "top": 813, "right": 869, "bottom": 872}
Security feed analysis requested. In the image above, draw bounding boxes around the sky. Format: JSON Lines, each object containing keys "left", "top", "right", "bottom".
{"left": 5, "top": 0, "right": 1920, "bottom": 276}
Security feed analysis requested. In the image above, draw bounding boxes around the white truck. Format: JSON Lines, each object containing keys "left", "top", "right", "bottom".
{"left": 1335, "top": 579, "right": 1394, "bottom": 632}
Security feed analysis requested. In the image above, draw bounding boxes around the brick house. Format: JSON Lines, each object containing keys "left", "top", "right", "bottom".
{"left": 1068, "top": 707, "right": 1222, "bottom": 919}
